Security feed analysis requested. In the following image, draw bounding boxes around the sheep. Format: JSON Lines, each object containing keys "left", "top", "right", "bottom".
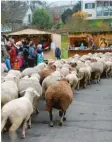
{"left": 62, "top": 63, "right": 71, "bottom": 69}
{"left": 1, "top": 87, "right": 40, "bottom": 139}
{"left": 39, "top": 64, "right": 56, "bottom": 84}
{"left": 90, "top": 61, "right": 104, "bottom": 83}
{"left": 21, "top": 68, "right": 37, "bottom": 77}
{"left": 18, "top": 78, "right": 42, "bottom": 114}
{"left": 21, "top": 63, "right": 47, "bottom": 77}
{"left": 45, "top": 79, "right": 73, "bottom": 127}
{"left": 77, "top": 66, "right": 92, "bottom": 89}
{"left": 1, "top": 78, "right": 18, "bottom": 107}
{"left": 65, "top": 73, "right": 78, "bottom": 92}
{"left": 42, "top": 71, "right": 63, "bottom": 98}
{"left": 34, "top": 62, "right": 48, "bottom": 73}
{"left": 105, "top": 61, "right": 112, "bottom": 78}
{"left": 29, "top": 73, "right": 40, "bottom": 81}
{"left": 60, "top": 67, "right": 69, "bottom": 77}
{"left": 5, "top": 69, "right": 21, "bottom": 81}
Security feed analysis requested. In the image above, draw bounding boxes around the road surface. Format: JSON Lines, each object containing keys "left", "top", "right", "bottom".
{"left": 2, "top": 79, "right": 112, "bottom": 142}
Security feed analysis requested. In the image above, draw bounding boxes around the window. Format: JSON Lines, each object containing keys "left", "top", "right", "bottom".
{"left": 85, "top": 3, "right": 95, "bottom": 9}
{"left": 103, "top": 11, "right": 109, "bottom": 16}
{"left": 88, "top": 14, "right": 92, "bottom": 17}
{"left": 110, "top": 1, "right": 112, "bottom": 6}
{"left": 96, "top": 1, "right": 112, "bottom": 17}
{"left": 97, "top": 9, "right": 103, "bottom": 16}
{"left": 97, "top": 1, "right": 104, "bottom": 7}
{"left": 104, "top": 1, "right": 109, "bottom": 6}
{"left": 110, "top": 12, "right": 112, "bottom": 16}
{"left": 28, "top": 14, "right": 31, "bottom": 23}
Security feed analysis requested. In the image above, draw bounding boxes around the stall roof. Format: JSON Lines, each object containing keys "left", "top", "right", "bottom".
{"left": 7, "top": 28, "right": 52, "bottom": 36}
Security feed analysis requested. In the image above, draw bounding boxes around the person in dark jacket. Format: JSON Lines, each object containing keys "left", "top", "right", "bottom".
{"left": 55, "top": 46, "right": 61, "bottom": 60}
{"left": 22, "top": 40, "right": 29, "bottom": 68}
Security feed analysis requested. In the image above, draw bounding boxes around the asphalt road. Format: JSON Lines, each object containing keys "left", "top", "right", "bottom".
{"left": 2, "top": 79, "right": 112, "bottom": 142}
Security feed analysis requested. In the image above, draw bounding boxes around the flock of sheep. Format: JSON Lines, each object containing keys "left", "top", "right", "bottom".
{"left": 1, "top": 52, "right": 112, "bottom": 140}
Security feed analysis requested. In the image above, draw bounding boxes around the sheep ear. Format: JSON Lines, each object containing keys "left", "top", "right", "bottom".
{"left": 53, "top": 65, "right": 56, "bottom": 68}
{"left": 14, "top": 77, "right": 18, "bottom": 83}
{"left": 75, "top": 63, "right": 77, "bottom": 67}
{"left": 20, "top": 90, "right": 26, "bottom": 96}
{"left": 33, "top": 90, "right": 40, "bottom": 98}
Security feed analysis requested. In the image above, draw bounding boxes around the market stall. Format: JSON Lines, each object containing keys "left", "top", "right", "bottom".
{"left": 6, "top": 28, "right": 61, "bottom": 59}
{"left": 68, "top": 32, "right": 112, "bottom": 57}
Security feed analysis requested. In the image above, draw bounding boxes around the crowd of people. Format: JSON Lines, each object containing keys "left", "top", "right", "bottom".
{"left": 1, "top": 38, "right": 44, "bottom": 71}
{"left": 1, "top": 37, "right": 62, "bottom": 72}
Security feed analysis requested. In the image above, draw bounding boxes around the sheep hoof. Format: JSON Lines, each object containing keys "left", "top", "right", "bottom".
{"left": 50, "top": 122, "right": 54, "bottom": 127}
{"left": 3, "top": 127, "right": 7, "bottom": 132}
{"left": 63, "top": 117, "right": 66, "bottom": 121}
{"left": 21, "top": 135, "right": 25, "bottom": 139}
{"left": 28, "top": 125, "right": 31, "bottom": 129}
{"left": 59, "top": 122, "right": 62, "bottom": 126}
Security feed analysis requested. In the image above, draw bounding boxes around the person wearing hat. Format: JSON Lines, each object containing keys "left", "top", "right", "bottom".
{"left": 55, "top": 45, "right": 61, "bottom": 60}
{"left": 37, "top": 44, "right": 44, "bottom": 64}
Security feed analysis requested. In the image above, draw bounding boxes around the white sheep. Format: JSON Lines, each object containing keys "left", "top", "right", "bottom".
{"left": 18, "top": 78, "right": 42, "bottom": 97}
{"left": 60, "top": 67, "right": 69, "bottom": 77}
{"left": 1, "top": 79, "right": 18, "bottom": 107}
{"left": 21, "top": 68, "right": 37, "bottom": 77}
{"left": 18, "top": 78, "right": 42, "bottom": 114}
{"left": 34, "top": 62, "right": 48, "bottom": 73}
{"left": 1, "top": 87, "right": 40, "bottom": 139}
{"left": 29, "top": 73, "right": 40, "bottom": 81}
{"left": 66, "top": 73, "right": 78, "bottom": 92}
{"left": 21, "top": 63, "right": 47, "bottom": 77}
{"left": 5, "top": 69, "right": 21, "bottom": 81}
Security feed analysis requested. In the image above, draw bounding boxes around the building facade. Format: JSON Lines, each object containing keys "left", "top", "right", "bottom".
{"left": 81, "top": 0, "right": 112, "bottom": 19}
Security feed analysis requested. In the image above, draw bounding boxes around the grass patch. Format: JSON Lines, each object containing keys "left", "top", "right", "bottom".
{"left": 61, "top": 35, "right": 68, "bottom": 59}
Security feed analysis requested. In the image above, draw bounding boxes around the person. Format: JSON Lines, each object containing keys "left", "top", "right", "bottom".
{"left": 22, "top": 40, "right": 29, "bottom": 68}
{"left": 37, "top": 44, "right": 44, "bottom": 64}
{"left": 34, "top": 44, "right": 38, "bottom": 65}
{"left": 80, "top": 42, "right": 84, "bottom": 50}
{"left": 28, "top": 41, "right": 35, "bottom": 67}
{"left": 55, "top": 45, "right": 61, "bottom": 60}
{"left": 5, "top": 56, "right": 11, "bottom": 71}
{"left": 8, "top": 43, "right": 17, "bottom": 68}
{"left": 13, "top": 58, "right": 20, "bottom": 70}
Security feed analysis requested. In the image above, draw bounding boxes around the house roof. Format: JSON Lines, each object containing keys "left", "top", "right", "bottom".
{"left": 7, "top": 28, "right": 52, "bottom": 36}
{"left": 6, "top": 5, "right": 31, "bottom": 23}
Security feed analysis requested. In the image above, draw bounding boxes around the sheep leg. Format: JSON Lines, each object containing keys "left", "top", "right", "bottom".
{"left": 9, "top": 122, "right": 21, "bottom": 142}
{"left": 63, "top": 111, "right": 66, "bottom": 121}
{"left": 77, "top": 81, "right": 80, "bottom": 90}
{"left": 84, "top": 80, "right": 87, "bottom": 89}
{"left": 1, "top": 117, "right": 7, "bottom": 132}
{"left": 59, "top": 110, "right": 64, "bottom": 126}
{"left": 21, "top": 120, "right": 27, "bottom": 139}
{"left": 49, "top": 109, "right": 53, "bottom": 127}
{"left": 27, "top": 117, "right": 31, "bottom": 129}
{"left": 9, "top": 131, "right": 18, "bottom": 142}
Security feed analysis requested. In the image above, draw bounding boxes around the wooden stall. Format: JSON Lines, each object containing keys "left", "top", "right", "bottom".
{"left": 6, "top": 28, "right": 61, "bottom": 60}
{"left": 68, "top": 32, "right": 112, "bottom": 57}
